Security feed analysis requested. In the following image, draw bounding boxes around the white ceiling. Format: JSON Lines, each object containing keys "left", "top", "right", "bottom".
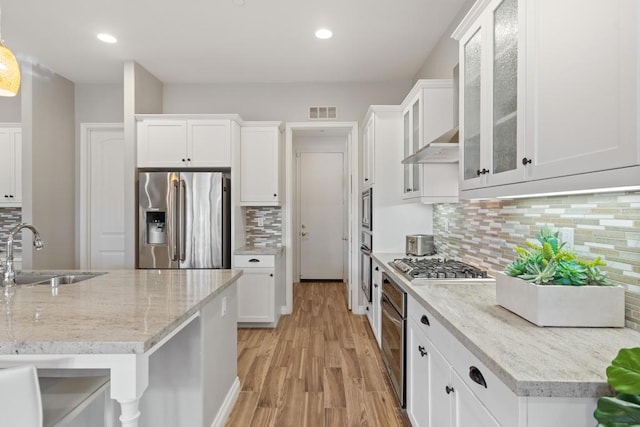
{"left": 1, "top": 0, "right": 466, "bottom": 85}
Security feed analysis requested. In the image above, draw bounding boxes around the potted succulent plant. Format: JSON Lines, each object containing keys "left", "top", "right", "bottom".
{"left": 495, "top": 226, "right": 625, "bottom": 327}
{"left": 594, "top": 347, "right": 640, "bottom": 426}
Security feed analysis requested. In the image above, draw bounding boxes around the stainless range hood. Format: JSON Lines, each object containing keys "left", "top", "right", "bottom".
{"left": 402, "top": 65, "right": 460, "bottom": 164}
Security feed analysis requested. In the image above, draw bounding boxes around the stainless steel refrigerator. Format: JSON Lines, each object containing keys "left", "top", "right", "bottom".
{"left": 137, "top": 171, "right": 231, "bottom": 269}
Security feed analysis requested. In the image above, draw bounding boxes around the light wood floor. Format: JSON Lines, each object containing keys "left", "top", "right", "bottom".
{"left": 225, "top": 282, "right": 411, "bottom": 427}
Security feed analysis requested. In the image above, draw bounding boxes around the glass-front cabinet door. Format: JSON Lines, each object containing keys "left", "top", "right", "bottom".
{"left": 460, "top": 27, "right": 483, "bottom": 190}
{"left": 489, "top": 0, "right": 524, "bottom": 186}
{"left": 402, "top": 97, "right": 421, "bottom": 199}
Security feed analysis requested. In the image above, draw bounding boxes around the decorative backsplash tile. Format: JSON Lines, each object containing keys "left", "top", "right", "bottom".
{"left": 0, "top": 207, "right": 22, "bottom": 253}
{"left": 244, "top": 207, "right": 282, "bottom": 247}
{"left": 433, "top": 191, "right": 640, "bottom": 330}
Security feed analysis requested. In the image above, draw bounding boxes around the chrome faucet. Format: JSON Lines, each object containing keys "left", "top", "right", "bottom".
{"left": 2, "top": 223, "right": 45, "bottom": 287}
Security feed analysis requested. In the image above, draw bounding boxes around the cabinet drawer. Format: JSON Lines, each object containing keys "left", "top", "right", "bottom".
{"left": 449, "top": 336, "right": 520, "bottom": 427}
{"left": 234, "top": 255, "right": 275, "bottom": 268}
{"left": 407, "top": 294, "right": 453, "bottom": 357}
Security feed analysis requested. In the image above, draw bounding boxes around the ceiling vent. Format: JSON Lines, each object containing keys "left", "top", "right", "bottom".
{"left": 309, "top": 106, "right": 337, "bottom": 120}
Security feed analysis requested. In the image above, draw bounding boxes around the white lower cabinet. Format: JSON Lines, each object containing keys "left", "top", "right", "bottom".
{"left": 406, "top": 294, "right": 596, "bottom": 427}
{"left": 371, "top": 261, "right": 382, "bottom": 346}
{"left": 407, "top": 317, "right": 498, "bottom": 427}
{"left": 235, "top": 253, "right": 283, "bottom": 326}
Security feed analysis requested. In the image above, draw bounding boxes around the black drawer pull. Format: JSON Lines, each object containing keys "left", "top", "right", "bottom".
{"left": 522, "top": 157, "right": 532, "bottom": 165}
{"left": 469, "top": 366, "right": 487, "bottom": 388}
{"left": 420, "top": 315, "right": 430, "bottom": 326}
{"left": 248, "top": 258, "right": 260, "bottom": 263}
{"left": 445, "top": 385, "right": 454, "bottom": 394}
{"left": 418, "top": 345, "right": 427, "bottom": 357}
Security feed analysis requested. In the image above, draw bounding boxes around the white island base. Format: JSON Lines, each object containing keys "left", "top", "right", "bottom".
{"left": 0, "top": 269, "right": 242, "bottom": 427}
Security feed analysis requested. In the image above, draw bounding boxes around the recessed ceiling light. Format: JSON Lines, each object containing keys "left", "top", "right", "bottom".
{"left": 97, "top": 33, "right": 117, "bottom": 44}
{"left": 315, "top": 28, "right": 333, "bottom": 40}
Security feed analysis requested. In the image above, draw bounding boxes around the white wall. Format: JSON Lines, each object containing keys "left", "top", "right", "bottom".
{"left": 21, "top": 62, "right": 76, "bottom": 269}
{"left": 163, "top": 81, "right": 413, "bottom": 122}
{"left": 74, "top": 84, "right": 124, "bottom": 265}
{"left": 123, "top": 62, "right": 163, "bottom": 268}
{"left": 0, "top": 95, "right": 21, "bottom": 122}
{"left": 414, "top": 0, "right": 475, "bottom": 80}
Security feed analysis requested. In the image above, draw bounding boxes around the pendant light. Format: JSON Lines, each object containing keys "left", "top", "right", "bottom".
{"left": 0, "top": 4, "right": 20, "bottom": 97}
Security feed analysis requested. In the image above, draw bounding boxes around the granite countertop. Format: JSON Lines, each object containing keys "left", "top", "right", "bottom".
{"left": 372, "top": 252, "right": 640, "bottom": 398}
{"left": 0, "top": 269, "right": 242, "bottom": 355}
{"left": 234, "top": 245, "right": 283, "bottom": 256}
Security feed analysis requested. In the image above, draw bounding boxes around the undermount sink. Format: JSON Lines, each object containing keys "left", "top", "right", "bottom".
{"left": 15, "top": 272, "right": 105, "bottom": 287}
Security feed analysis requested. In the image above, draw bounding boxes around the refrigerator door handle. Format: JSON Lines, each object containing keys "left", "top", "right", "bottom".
{"left": 180, "top": 179, "right": 187, "bottom": 263}
{"left": 171, "top": 178, "right": 179, "bottom": 262}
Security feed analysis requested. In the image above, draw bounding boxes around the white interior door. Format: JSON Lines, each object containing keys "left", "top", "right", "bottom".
{"left": 87, "top": 127, "right": 125, "bottom": 269}
{"left": 299, "top": 152, "right": 344, "bottom": 280}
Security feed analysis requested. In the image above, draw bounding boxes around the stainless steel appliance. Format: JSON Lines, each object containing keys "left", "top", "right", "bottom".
{"left": 389, "top": 257, "right": 490, "bottom": 282}
{"left": 380, "top": 257, "right": 490, "bottom": 408}
{"left": 360, "top": 231, "right": 372, "bottom": 303}
{"left": 380, "top": 272, "right": 406, "bottom": 408}
{"left": 137, "top": 171, "right": 231, "bottom": 269}
{"left": 361, "top": 188, "right": 372, "bottom": 230}
{"left": 405, "top": 234, "right": 435, "bottom": 256}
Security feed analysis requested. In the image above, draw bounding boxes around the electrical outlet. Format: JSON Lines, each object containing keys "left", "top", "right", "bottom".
{"left": 559, "top": 227, "right": 574, "bottom": 250}
{"left": 257, "top": 217, "right": 264, "bottom": 227}
{"left": 221, "top": 296, "right": 227, "bottom": 317}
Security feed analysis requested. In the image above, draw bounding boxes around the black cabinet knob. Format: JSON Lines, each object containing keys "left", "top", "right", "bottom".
{"left": 365, "top": 178, "right": 369, "bottom": 181}
{"left": 182, "top": 158, "right": 186, "bottom": 162}
{"left": 3, "top": 195, "right": 7, "bottom": 198}
{"left": 187, "top": 158, "right": 191, "bottom": 162}
{"left": 273, "top": 194, "right": 277, "bottom": 197}
{"left": 445, "top": 385, "right": 455, "bottom": 394}
{"left": 469, "top": 366, "right": 487, "bottom": 388}
{"left": 375, "top": 267, "right": 379, "bottom": 271}
{"left": 418, "top": 345, "right": 428, "bottom": 357}
{"left": 406, "top": 188, "right": 412, "bottom": 192}
{"left": 269, "top": 273, "right": 273, "bottom": 277}
{"left": 476, "top": 168, "right": 489, "bottom": 176}
{"left": 374, "top": 283, "right": 378, "bottom": 288}
{"left": 522, "top": 157, "right": 532, "bottom": 165}
{"left": 9, "top": 195, "right": 13, "bottom": 198}
{"left": 420, "top": 315, "right": 430, "bottom": 326}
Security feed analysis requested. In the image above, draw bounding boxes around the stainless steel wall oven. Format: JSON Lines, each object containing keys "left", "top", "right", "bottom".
{"left": 380, "top": 272, "right": 407, "bottom": 408}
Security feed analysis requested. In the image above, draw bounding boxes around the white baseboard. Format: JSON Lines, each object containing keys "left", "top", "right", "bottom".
{"left": 210, "top": 376, "right": 241, "bottom": 427}
{"left": 353, "top": 305, "right": 367, "bottom": 315}
{"left": 281, "top": 305, "right": 291, "bottom": 315}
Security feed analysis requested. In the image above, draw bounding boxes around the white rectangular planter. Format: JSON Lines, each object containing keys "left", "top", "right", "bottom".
{"left": 495, "top": 272, "right": 625, "bottom": 327}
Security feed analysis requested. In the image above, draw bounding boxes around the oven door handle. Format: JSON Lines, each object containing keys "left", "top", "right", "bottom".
{"left": 381, "top": 297, "right": 403, "bottom": 326}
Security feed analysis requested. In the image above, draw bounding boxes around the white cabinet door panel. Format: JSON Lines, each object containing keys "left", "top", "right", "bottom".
{"left": 188, "top": 120, "right": 231, "bottom": 167}
{"left": 525, "top": 0, "right": 639, "bottom": 181}
{"left": 137, "top": 120, "right": 187, "bottom": 168}
{"left": 240, "top": 127, "right": 280, "bottom": 204}
{"left": 237, "top": 269, "right": 274, "bottom": 323}
{"left": 451, "top": 370, "right": 500, "bottom": 427}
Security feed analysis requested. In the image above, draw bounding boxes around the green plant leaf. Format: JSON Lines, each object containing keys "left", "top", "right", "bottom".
{"left": 594, "top": 394, "right": 640, "bottom": 426}
{"left": 607, "top": 349, "right": 640, "bottom": 394}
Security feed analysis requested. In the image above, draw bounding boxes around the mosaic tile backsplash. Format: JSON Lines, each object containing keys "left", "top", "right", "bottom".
{"left": 0, "top": 207, "right": 22, "bottom": 253}
{"left": 433, "top": 191, "right": 640, "bottom": 330}
{"left": 244, "top": 206, "right": 282, "bottom": 247}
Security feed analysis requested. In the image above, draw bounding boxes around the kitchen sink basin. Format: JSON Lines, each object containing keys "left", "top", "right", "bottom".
{"left": 15, "top": 272, "right": 105, "bottom": 286}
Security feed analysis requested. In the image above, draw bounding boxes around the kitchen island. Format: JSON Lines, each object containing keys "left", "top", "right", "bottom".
{"left": 0, "top": 269, "right": 242, "bottom": 427}
{"left": 373, "top": 252, "right": 640, "bottom": 426}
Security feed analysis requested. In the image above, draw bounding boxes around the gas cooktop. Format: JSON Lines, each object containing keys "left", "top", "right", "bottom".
{"left": 389, "top": 257, "right": 490, "bottom": 281}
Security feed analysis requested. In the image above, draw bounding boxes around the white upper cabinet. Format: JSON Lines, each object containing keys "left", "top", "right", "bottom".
{"left": 137, "top": 117, "right": 232, "bottom": 168}
{"left": 362, "top": 114, "right": 375, "bottom": 188}
{"left": 454, "top": 0, "right": 640, "bottom": 198}
{"left": 0, "top": 126, "right": 22, "bottom": 207}
{"left": 401, "top": 80, "right": 458, "bottom": 203}
{"left": 240, "top": 123, "right": 283, "bottom": 206}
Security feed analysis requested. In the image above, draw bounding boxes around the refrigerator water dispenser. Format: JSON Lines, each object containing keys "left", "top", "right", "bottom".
{"left": 146, "top": 211, "right": 166, "bottom": 244}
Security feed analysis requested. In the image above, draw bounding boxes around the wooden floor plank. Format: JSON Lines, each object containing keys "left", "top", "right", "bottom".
{"left": 225, "top": 282, "right": 409, "bottom": 427}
